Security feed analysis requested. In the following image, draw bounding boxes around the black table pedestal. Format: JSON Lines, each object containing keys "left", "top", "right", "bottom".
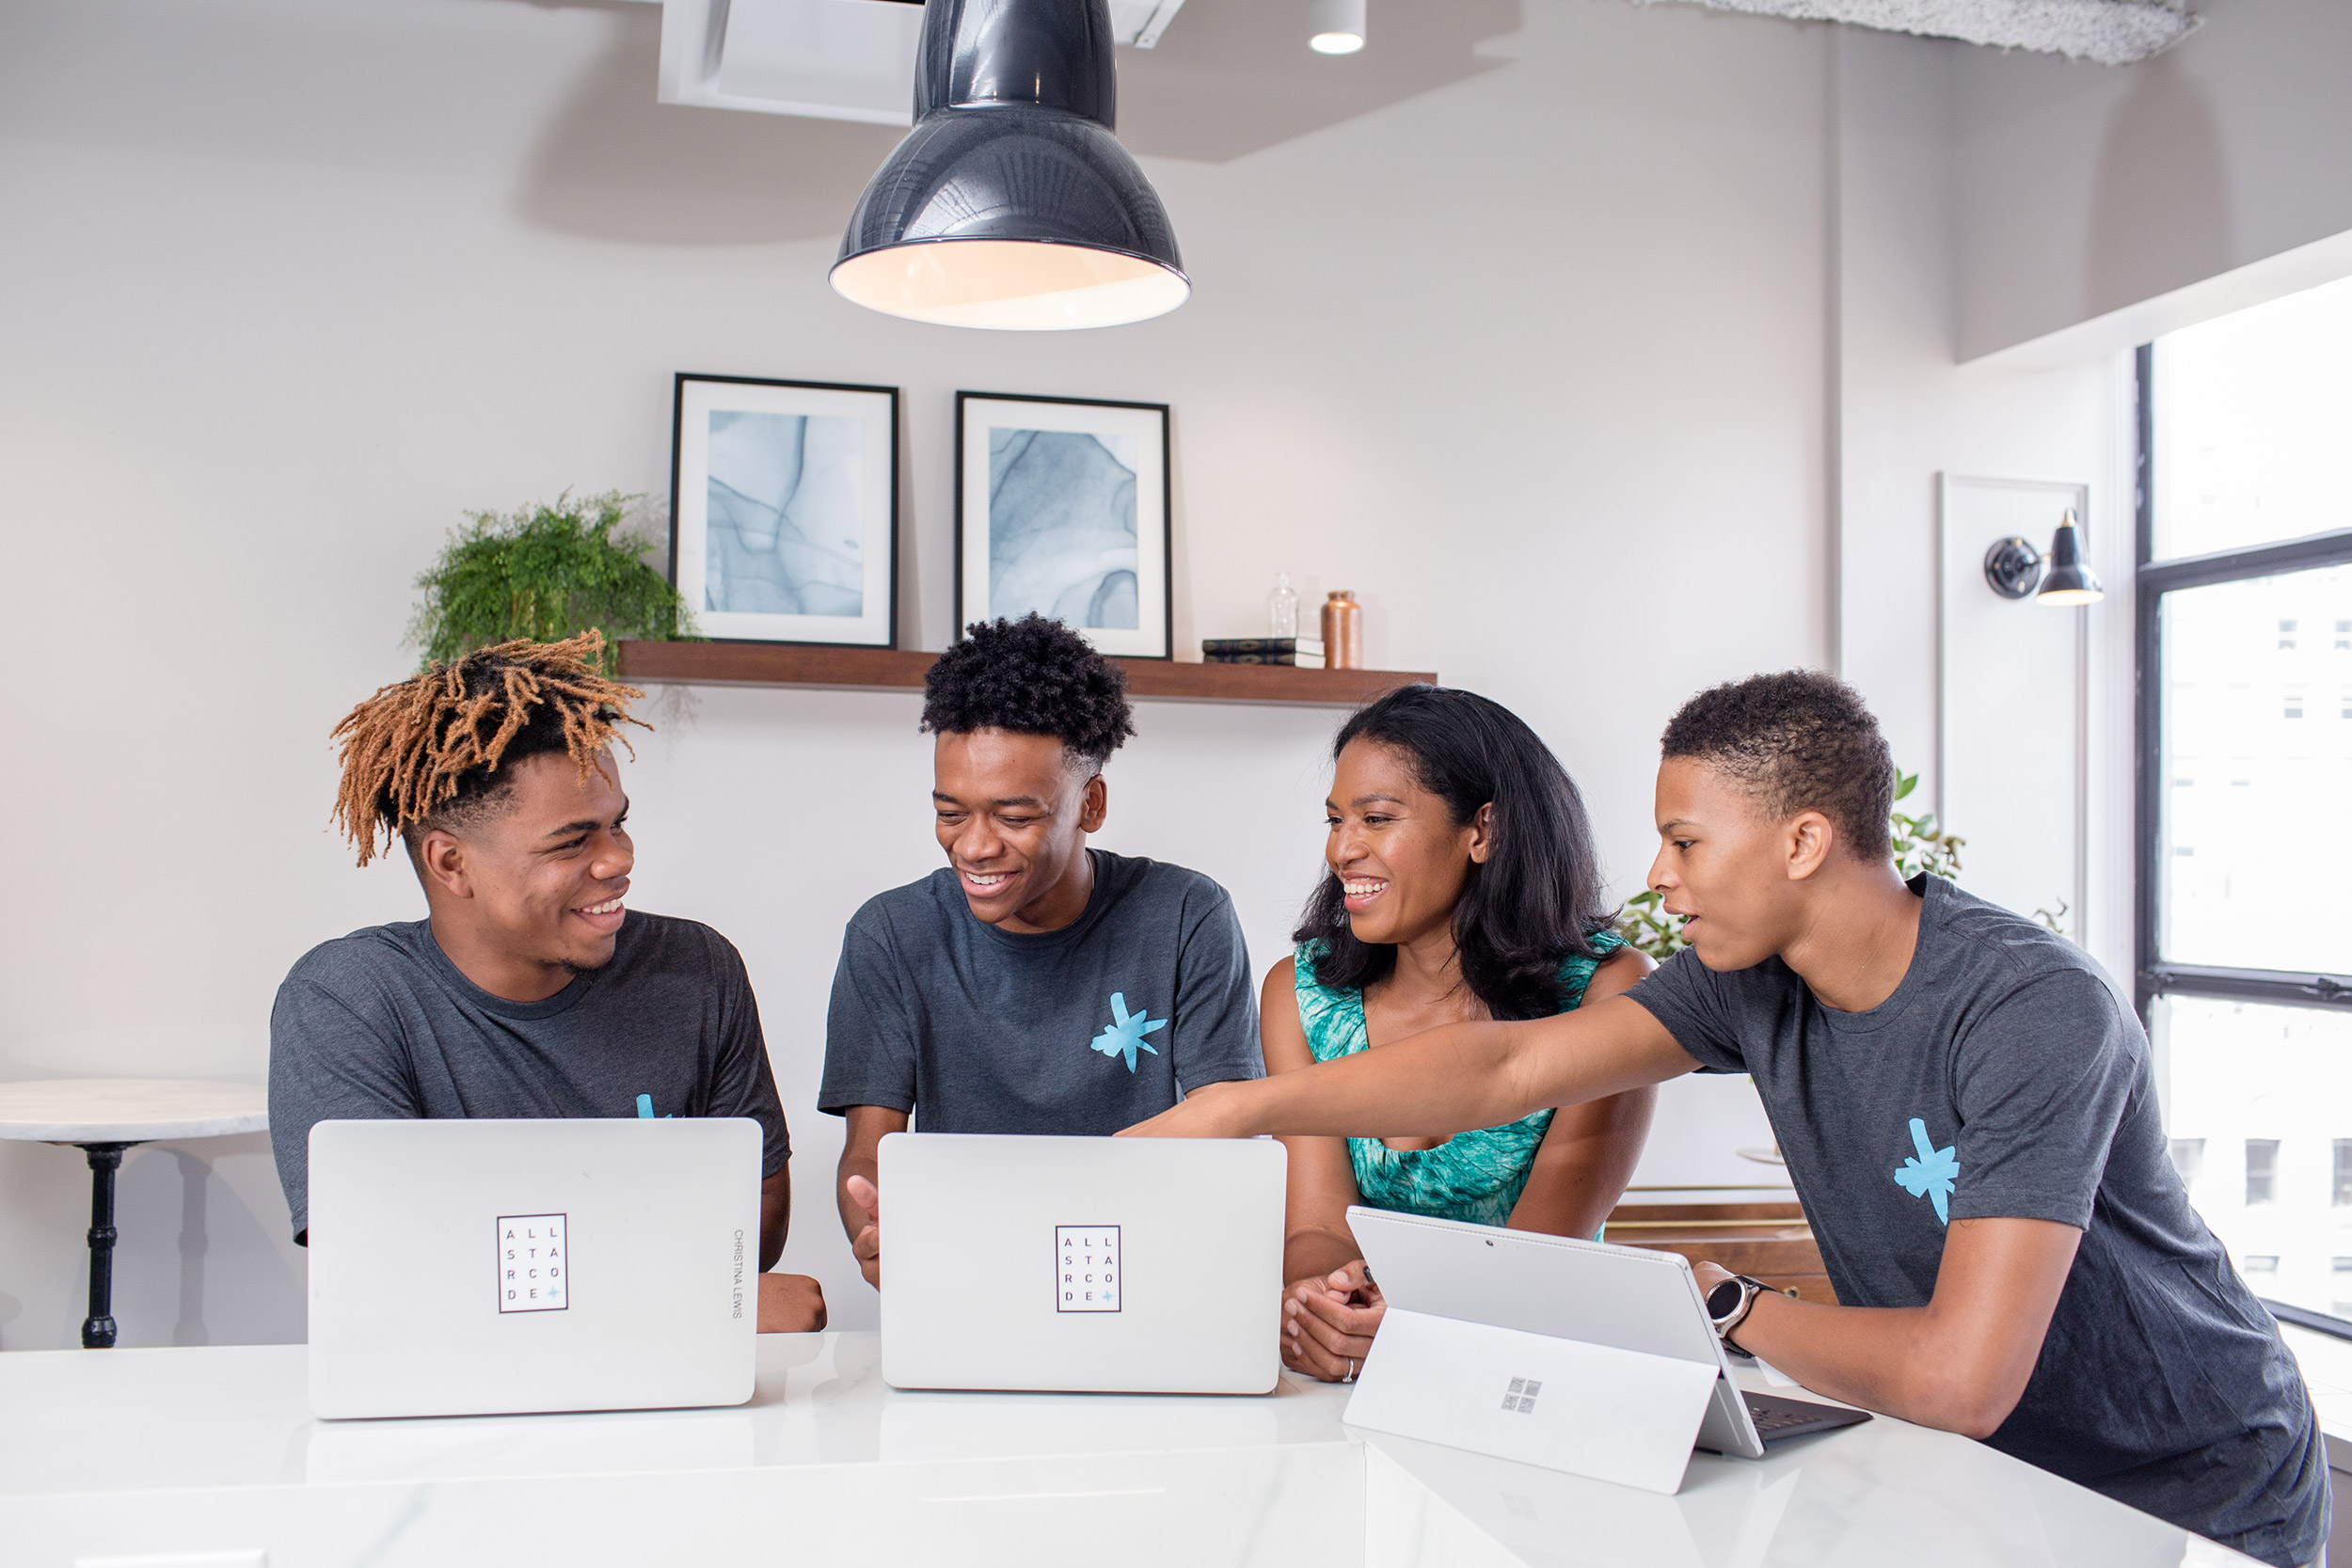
{"left": 79, "top": 1141, "right": 137, "bottom": 1349}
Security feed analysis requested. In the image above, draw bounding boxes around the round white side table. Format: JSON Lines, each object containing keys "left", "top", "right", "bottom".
{"left": 0, "top": 1079, "right": 268, "bottom": 1348}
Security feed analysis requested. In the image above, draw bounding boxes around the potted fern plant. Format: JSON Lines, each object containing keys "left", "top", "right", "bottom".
{"left": 407, "top": 492, "right": 700, "bottom": 674}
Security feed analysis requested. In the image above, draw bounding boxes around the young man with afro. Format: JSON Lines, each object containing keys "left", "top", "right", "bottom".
{"left": 822, "top": 615, "right": 1265, "bottom": 1289}
{"left": 1132, "top": 670, "right": 2328, "bottom": 1568}
{"left": 268, "top": 633, "right": 827, "bottom": 1332}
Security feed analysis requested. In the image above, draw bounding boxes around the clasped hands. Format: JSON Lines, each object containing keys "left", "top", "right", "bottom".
{"left": 1282, "top": 1259, "right": 1385, "bottom": 1383}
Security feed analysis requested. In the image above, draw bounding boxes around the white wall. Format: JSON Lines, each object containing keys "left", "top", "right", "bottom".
{"left": 1950, "top": 0, "right": 2352, "bottom": 359}
{"left": 1831, "top": 26, "right": 2137, "bottom": 988}
{"left": 20, "top": 0, "right": 2200, "bottom": 1349}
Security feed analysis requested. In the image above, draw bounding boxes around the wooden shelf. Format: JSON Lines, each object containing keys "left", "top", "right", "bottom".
{"left": 615, "top": 641, "right": 1435, "bottom": 707}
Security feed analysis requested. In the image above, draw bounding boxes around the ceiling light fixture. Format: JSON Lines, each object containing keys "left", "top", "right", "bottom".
{"left": 1309, "top": 0, "right": 1367, "bottom": 54}
{"left": 831, "top": 0, "right": 1188, "bottom": 331}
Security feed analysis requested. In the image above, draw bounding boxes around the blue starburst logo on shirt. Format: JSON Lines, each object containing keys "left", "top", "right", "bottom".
{"left": 1089, "top": 991, "right": 1167, "bottom": 1073}
{"left": 1893, "top": 1116, "right": 1959, "bottom": 1226}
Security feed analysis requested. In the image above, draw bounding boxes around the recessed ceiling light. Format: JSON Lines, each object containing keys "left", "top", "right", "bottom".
{"left": 1309, "top": 0, "right": 1366, "bottom": 54}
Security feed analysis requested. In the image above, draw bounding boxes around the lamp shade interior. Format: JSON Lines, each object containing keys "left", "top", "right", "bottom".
{"left": 831, "top": 238, "right": 1189, "bottom": 329}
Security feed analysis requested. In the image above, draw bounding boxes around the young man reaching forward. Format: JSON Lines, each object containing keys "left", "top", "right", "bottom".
{"left": 822, "top": 614, "right": 1264, "bottom": 1287}
{"left": 269, "top": 633, "right": 826, "bottom": 1332}
{"left": 1132, "top": 671, "right": 2328, "bottom": 1568}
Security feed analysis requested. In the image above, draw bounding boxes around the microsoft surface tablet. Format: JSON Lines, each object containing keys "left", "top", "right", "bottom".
{"left": 1347, "top": 1209, "right": 1869, "bottom": 1467}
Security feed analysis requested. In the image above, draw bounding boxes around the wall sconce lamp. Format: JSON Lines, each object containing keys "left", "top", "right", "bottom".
{"left": 1983, "top": 510, "right": 2105, "bottom": 606}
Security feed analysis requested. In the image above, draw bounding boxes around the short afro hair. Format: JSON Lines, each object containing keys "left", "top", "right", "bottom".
{"left": 921, "top": 614, "right": 1136, "bottom": 771}
{"left": 1660, "top": 670, "right": 1894, "bottom": 862}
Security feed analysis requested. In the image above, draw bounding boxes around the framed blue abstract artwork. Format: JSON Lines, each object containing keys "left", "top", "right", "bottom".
{"left": 955, "top": 391, "right": 1172, "bottom": 659}
{"left": 669, "top": 373, "right": 898, "bottom": 647}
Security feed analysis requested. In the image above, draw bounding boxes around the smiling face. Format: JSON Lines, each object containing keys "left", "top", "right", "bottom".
{"left": 412, "top": 748, "right": 634, "bottom": 997}
{"left": 1645, "top": 756, "right": 1824, "bottom": 971}
{"left": 932, "top": 728, "right": 1107, "bottom": 934}
{"left": 1324, "top": 737, "right": 1488, "bottom": 949}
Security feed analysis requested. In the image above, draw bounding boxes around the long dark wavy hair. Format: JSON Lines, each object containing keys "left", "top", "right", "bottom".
{"left": 1295, "top": 686, "right": 1616, "bottom": 1021}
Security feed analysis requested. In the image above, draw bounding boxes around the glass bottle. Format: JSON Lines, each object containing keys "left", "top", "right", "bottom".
{"left": 1267, "top": 573, "right": 1299, "bottom": 640}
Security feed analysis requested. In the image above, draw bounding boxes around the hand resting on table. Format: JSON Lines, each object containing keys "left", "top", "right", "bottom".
{"left": 1282, "top": 1259, "right": 1385, "bottom": 1383}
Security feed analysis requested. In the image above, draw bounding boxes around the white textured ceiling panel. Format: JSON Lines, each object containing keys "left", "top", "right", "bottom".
{"left": 1634, "top": 0, "right": 2198, "bottom": 63}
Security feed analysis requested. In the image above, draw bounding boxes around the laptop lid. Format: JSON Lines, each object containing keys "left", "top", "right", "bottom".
{"left": 878, "top": 1132, "right": 1285, "bottom": 1395}
{"left": 308, "top": 1117, "right": 761, "bottom": 1419}
{"left": 1347, "top": 1208, "right": 1768, "bottom": 1463}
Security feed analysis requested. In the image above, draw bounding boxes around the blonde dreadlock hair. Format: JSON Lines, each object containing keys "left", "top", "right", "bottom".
{"left": 330, "top": 631, "right": 649, "bottom": 868}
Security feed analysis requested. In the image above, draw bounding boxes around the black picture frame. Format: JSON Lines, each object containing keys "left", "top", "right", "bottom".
{"left": 953, "top": 390, "right": 1174, "bottom": 659}
{"left": 668, "top": 372, "right": 901, "bottom": 648}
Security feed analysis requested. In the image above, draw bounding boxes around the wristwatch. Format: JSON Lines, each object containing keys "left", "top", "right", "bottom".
{"left": 1705, "top": 1274, "right": 1772, "bottom": 1354}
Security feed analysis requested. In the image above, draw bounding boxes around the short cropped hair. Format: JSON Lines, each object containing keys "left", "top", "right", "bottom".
{"left": 920, "top": 614, "right": 1136, "bottom": 771}
{"left": 1660, "top": 670, "right": 1893, "bottom": 861}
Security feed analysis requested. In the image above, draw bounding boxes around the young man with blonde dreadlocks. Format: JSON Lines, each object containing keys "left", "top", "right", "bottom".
{"left": 268, "top": 632, "right": 827, "bottom": 1333}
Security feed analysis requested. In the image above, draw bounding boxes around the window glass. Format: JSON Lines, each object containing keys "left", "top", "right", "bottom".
{"left": 2169, "top": 1137, "right": 2206, "bottom": 1187}
{"left": 2247, "top": 1139, "right": 2280, "bottom": 1204}
{"left": 2156, "top": 566, "right": 2352, "bottom": 974}
{"left": 2153, "top": 272, "right": 2352, "bottom": 559}
{"left": 2158, "top": 996, "right": 2352, "bottom": 1317}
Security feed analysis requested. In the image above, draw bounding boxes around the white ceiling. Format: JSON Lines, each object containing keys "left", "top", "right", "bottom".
{"left": 657, "top": 0, "right": 1189, "bottom": 126}
{"left": 653, "top": 0, "right": 2197, "bottom": 129}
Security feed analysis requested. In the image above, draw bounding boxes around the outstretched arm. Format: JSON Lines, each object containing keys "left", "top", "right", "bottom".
{"left": 1702, "top": 1216, "right": 2079, "bottom": 1437}
{"left": 1126, "top": 992, "right": 1697, "bottom": 1140}
{"left": 1507, "top": 948, "right": 1659, "bottom": 1240}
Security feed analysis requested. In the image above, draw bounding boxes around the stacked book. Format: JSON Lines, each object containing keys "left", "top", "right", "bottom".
{"left": 1202, "top": 637, "right": 1325, "bottom": 668}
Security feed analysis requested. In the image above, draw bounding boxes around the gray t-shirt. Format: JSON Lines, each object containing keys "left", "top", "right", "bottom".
{"left": 1629, "top": 875, "right": 2326, "bottom": 1568}
{"left": 269, "top": 912, "right": 790, "bottom": 1241}
{"left": 819, "top": 849, "right": 1263, "bottom": 1132}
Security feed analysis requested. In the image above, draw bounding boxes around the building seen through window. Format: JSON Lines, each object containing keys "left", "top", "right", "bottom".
{"left": 2145, "top": 271, "right": 2352, "bottom": 1324}
{"left": 2246, "top": 1139, "right": 2280, "bottom": 1205}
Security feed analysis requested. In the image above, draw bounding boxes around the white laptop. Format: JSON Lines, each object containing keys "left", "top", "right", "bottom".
{"left": 877, "top": 1132, "right": 1285, "bottom": 1395}
{"left": 1343, "top": 1208, "right": 1867, "bottom": 1494}
{"left": 307, "top": 1117, "right": 762, "bottom": 1419}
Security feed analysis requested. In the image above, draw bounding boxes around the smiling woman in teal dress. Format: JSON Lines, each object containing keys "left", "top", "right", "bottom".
{"left": 1270, "top": 686, "right": 1656, "bottom": 1384}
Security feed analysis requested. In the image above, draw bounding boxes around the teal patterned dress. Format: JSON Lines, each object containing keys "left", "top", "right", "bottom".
{"left": 1295, "top": 932, "right": 1626, "bottom": 1229}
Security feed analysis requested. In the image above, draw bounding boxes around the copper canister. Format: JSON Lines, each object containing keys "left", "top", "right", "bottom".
{"left": 1320, "top": 591, "right": 1363, "bottom": 670}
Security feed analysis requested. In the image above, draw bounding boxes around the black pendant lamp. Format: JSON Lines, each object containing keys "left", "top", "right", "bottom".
{"left": 832, "top": 0, "right": 1188, "bottom": 330}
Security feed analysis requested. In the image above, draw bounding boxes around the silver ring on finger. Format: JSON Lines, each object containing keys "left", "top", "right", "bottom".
{"left": 1344, "top": 1358, "right": 1359, "bottom": 1383}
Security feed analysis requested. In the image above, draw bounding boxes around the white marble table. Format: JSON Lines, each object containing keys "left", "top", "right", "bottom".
{"left": 0, "top": 1078, "right": 267, "bottom": 1348}
{"left": 0, "top": 1332, "right": 2244, "bottom": 1567}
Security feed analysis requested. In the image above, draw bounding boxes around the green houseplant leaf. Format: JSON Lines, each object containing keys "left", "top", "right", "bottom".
{"left": 407, "top": 492, "right": 700, "bottom": 675}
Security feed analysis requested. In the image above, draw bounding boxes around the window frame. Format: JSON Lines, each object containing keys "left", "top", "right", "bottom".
{"left": 2132, "top": 342, "right": 2352, "bottom": 1019}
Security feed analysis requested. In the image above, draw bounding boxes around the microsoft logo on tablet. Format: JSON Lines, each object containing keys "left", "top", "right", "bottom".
{"left": 1057, "top": 1226, "right": 1120, "bottom": 1313}
{"left": 499, "top": 1213, "right": 568, "bottom": 1313}
{"left": 1502, "top": 1377, "right": 1542, "bottom": 1414}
